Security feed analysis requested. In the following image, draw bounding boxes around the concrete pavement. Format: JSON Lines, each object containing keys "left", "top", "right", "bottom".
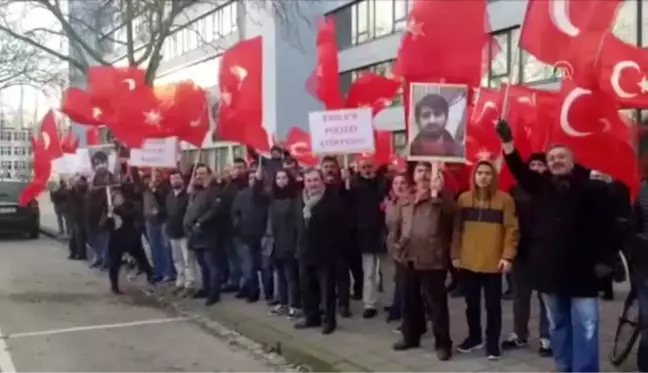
{"left": 38, "top": 194, "right": 638, "bottom": 372}
{"left": 0, "top": 231, "right": 294, "bottom": 371}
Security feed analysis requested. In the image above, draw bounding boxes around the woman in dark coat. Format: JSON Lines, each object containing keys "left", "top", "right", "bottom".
{"left": 103, "top": 189, "right": 154, "bottom": 294}
{"left": 268, "top": 169, "right": 301, "bottom": 318}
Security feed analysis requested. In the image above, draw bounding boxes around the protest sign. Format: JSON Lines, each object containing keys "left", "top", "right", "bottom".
{"left": 308, "top": 107, "right": 374, "bottom": 155}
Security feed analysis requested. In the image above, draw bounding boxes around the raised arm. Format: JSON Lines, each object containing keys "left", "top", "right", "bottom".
{"left": 496, "top": 119, "right": 544, "bottom": 194}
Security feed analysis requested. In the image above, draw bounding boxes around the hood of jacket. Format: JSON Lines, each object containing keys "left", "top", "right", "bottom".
{"left": 470, "top": 160, "right": 499, "bottom": 197}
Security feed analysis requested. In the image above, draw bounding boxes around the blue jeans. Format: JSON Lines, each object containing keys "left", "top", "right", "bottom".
{"left": 637, "top": 269, "right": 648, "bottom": 372}
{"left": 542, "top": 294, "right": 599, "bottom": 372}
{"left": 239, "top": 240, "right": 274, "bottom": 299}
{"left": 226, "top": 237, "right": 243, "bottom": 288}
{"left": 145, "top": 222, "right": 175, "bottom": 280}
{"left": 196, "top": 250, "right": 223, "bottom": 299}
{"left": 89, "top": 229, "right": 109, "bottom": 268}
{"left": 274, "top": 256, "right": 299, "bottom": 308}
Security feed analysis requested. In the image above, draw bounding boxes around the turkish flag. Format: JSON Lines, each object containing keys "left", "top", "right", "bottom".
{"left": 394, "top": 0, "right": 487, "bottom": 86}
{"left": 61, "top": 130, "right": 79, "bottom": 154}
{"left": 163, "top": 82, "right": 210, "bottom": 147}
{"left": 86, "top": 127, "right": 101, "bottom": 146}
{"left": 519, "top": 0, "right": 621, "bottom": 66}
{"left": 345, "top": 73, "right": 400, "bottom": 117}
{"left": 553, "top": 79, "right": 638, "bottom": 195}
{"left": 372, "top": 130, "right": 393, "bottom": 166}
{"left": 466, "top": 88, "right": 503, "bottom": 164}
{"left": 285, "top": 127, "right": 319, "bottom": 166}
{"left": 88, "top": 66, "right": 147, "bottom": 110}
{"left": 19, "top": 136, "right": 52, "bottom": 206}
{"left": 109, "top": 84, "right": 168, "bottom": 148}
{"left": 306, "top": 17, "right": 344, "bottom": 110}
{"left": 216, "top": 36, "right": 269, "bottom": 153}
{"left": 61, "top": 88, "right": 103, "bottom": 126}
{"left": 598, "top": 34, "right": 648, "bottom": 108}
{"left": 38, "top": 110, "right": 63, "bottom": 160}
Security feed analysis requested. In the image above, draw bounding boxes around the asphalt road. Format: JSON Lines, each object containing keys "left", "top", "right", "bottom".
{"left": 0, "top": 235, "right": 281, "bottom": 372}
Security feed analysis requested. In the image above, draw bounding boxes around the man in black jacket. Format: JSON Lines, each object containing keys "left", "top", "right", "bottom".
{"left": 501, "top": 152, "right": 552, "bottom": 357}
{"left": 634, "top": 179, "right": 648, "bottom": 372}
{"left": 497, "top": 120, "right": 616, "bottom": 373}
{"left": 184, "top": 164, "right": 226, "bottom": 306}
{"left": 68, "top": 176, "right": 89, "bottom": 260}
{"left": 166, "top": 170, "right": 195, "bottom": 297}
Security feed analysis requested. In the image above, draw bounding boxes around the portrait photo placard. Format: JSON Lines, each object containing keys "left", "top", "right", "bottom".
{"left": 407, "top": 82, "right": 468, "bottom": 163}
{"left": 86, "top": 144, "right": 121, "bottom": 187}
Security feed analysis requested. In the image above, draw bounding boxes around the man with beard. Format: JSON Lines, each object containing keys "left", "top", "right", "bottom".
{"left": 497, "top": 119, "right": 616, "bottom": 372}
{"left": 166, "top": 170, "right": 195, "bottom": 297}
{"left": 184, "top": 164, "right": 226, "bottom": 306}
{"left": 347, "top": 156, "right": 391, "bottom": 319}
{"left": 321, "top": 156, "right": 356, "bottom": 318}
{"left": 220, "top": 158, "right": 250, "bottom": 295}
{"left": 409, "top": 93, "right": 463, "bottom": 158}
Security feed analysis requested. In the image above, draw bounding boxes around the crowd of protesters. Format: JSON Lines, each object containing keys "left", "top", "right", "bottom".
{"left": 48, "top": 118, "right": 648, "bottom": 372}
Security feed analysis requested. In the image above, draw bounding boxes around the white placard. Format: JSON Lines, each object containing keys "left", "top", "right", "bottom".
{"left": 129, "top": 137, "right": 178, "bottom": 168}
{"left": 308, "top": 107, "right": 375, "bottom": 155}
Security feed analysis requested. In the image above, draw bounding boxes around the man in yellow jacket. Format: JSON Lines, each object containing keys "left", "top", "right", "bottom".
{"left": 451, "top": 159, "right": 518, "bottom": 361}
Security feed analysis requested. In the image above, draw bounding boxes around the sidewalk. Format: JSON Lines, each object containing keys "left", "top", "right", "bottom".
{"left": 39, "top": 195, "right": 632, "bottom": 372}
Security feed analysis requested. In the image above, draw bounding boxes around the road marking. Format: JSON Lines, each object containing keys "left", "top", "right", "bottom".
{"left": 0, "top": 326, "right": 17, "bottom": 372}
{"left": 4, "top": 317, "right": 190, "bottom": 340}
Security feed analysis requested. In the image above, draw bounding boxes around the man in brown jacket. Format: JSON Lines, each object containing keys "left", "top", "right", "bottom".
{"left": 387, "top": 161, "right": 456, "bottom": 361}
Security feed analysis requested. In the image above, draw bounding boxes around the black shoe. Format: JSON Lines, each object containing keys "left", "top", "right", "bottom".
{"left": 539, "top": 339, "right": 553, "bottom": 357}
{"left": 450, "top": 288, "right": 463, "bottom": 298}
{"left": 457, "top": 338, "right": 484, "bottom": 353}
{"left": 111, "top": 287, "right": 123, "bottom": 295}
{"left": 205, "top": 297, "right": 220, "bottom": 306}
{"left": 193, "top": 290, "right": 208, "bottom": 299}
{"left": 294, "top": 320, "right": 321, "bottom": 329}
{"left": 247, "top": 296, "right": 259, "bottom": 303}
{"left": 436, "top": 347, "right": 452, "bottom": 361}
{"left": 501, "top": 335, "right": 528, "bottom": 350}
{"left": 221, "top": 284, "right": 239, "bottom": 293}
{"left": 602, "top": 292, "right": 614, "bottom": 301}
{"left": 501, "top": 290, "right": 514, "bottom": 300}
{"left": 67, "top": 255, "right": 76, "bottom": 260}
{"left": 340, "top": 306, "right": 351, "bottom": 318}
{"left": 351, "top": 292, "right": 362, "bottom": 301}
{"left": 486, "top": 345, "right": 501, "bottom": 361}
{"left": 386, "top": 313, "right": 401, "bottom": 322}
{"left": 393, "top": 340, "right": 420, "bottom": 351}
{"left": 235, "top": 291, "right": 247, "bottom": 299}
{"left": 267, "top": 299, "right": 280, "bottom": 306}
{"left": 321, "top": 323, "right": 336, "bottom": 335}
{"left": 362, "top": 308, "right": 378, "bottom": 319}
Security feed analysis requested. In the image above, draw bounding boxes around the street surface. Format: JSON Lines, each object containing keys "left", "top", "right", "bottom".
{"left": 0, "top": 234, "right": 281, "bottom": 372}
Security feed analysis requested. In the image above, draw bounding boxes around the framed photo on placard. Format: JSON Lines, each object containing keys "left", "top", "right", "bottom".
{"left": 407, "top": 82, "right": 468, "bottom": 163}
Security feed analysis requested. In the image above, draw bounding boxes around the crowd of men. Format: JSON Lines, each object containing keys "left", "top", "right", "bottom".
{"left": 47, "top": 119, "right": 648, "bottom": 373}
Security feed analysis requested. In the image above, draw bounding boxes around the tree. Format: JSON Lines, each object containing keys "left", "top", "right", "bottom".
{"left": 0, "top": 0, "right": 315, "bottom": 88}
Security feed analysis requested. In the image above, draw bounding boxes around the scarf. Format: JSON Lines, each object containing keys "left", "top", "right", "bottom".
{"left": 302, "top": 187, "right": 325, "bottom": 222}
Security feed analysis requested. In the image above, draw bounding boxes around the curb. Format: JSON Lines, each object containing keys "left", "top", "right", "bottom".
{"left": 39, "top": 225, "right": 363, "bottom": 372}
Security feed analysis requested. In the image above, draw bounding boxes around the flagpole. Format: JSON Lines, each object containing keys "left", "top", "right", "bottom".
{"left": 501, "top": 0, "right": 530, "bottom": 120}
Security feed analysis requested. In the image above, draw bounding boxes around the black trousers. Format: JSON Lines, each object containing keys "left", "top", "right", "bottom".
{"left": 398, "top": 262, "right": 452, "bottom": 349}
{"left": 300, "top": 261, "right": 336, "bottom": 326}
{"left": 348, "top": 249, "right": 363, "bottom": 296}
{"left": 461, "top": 269, "right": 502, "bottom": 350}
{"left": 335, "top": 258, "right": 351, "bottom": 308}
{"left": 68, "top": 222, "right": 87, "bottom": 259}
{"left": 108, "top": 234, "right": 153, "bottom": 291}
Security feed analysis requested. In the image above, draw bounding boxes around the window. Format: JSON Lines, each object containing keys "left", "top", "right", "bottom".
{"left": 1, "top": 161, "right": 12, "bottom": 170}
{"left": 12, "top": 131, "right": 26, "bottom": 141}
{"left": 615, "top": 0, "right": 638, "bottom": 45}
{"left": 392, "top": 130, "right": 407, "bottom": 154}
{"left": 485, "top": 27, "right": 561, "bottom": 88}
{"left": 0, "top": 146, "right": 10, "bottom": 156}
{"left": 0, "top": 131, "right": 10, "bottom": 141}
{"left": 13, "top": 161, "right": 27, "bottom": 170}
{"left": 339, "top": 60, "right": 403, "bottom": 107}
{"left": 13, "top": 147, "right": 26, "bottom": 156}
{"left": 333, "top": 0, "right": 413, "bottom": 49}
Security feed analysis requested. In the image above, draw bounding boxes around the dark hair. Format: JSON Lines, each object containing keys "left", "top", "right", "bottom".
{"left": 272, "top": 168, "right": 298, "bottom": 198}
{"left": 528, "top": 152, "right": 547, "bottom": 165}
{"left": 91, "top": 151, "right": 108, "bottom": 166}
{"left": 169, "top": 169, "right": 182, "bottom": 177}
{"left": 233, "top": 157, "right": 247, "bottom": 166}
{"left": 195, "top": 163, "right": 211, "bottom": 174}
{"left": 392, "top": 172, "right": 411, "bottom": 185}
{"left": 415, "top": 93, "right": 449, "bottom": 121}
{"left": 303, "top": 167, "right": 323, "bottom": 179}
{"left": 414, "top": 161, "right": 432, "bottom": 170}
{"left": 321, "top": 155, "right": 339, "bottom": 165}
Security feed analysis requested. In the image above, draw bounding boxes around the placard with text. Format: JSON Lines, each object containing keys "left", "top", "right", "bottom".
{"left": 129, "top": 137, "right": 178, "bottom": 168}
{"left": 308, "top": 107, "right": 374, "bottom": 155}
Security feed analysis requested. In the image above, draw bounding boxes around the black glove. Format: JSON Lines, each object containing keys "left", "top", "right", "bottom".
{"left": 495, "top": 119, "right": 513, "bottom": 142}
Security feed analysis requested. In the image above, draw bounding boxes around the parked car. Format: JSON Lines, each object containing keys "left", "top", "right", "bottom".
{"left": 0, "top": 181, "right": 39, "bottom": 238}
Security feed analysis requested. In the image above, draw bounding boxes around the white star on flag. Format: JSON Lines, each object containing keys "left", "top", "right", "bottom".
{"left": 92, "top": 107, "right": 102, "bottom": 120}
{"left": 221, "top": 91, "right": 232, "bottom": 106}
{"left": 406, "top": 19, "right": 425, "bottom": 39}
{"left": 190, "top": 119, "right": 202, "bottom": 127}
{"left": 143, "top": 110, "right": 162, "bottom": 126}
{"left": 638, "top": 76, "right": 648, "bottom": 93}
{"left": 475, "top": 148, "right": 492, "bottom": 160}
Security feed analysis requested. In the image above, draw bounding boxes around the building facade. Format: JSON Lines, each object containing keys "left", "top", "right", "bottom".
{"left": 0, "top": 117, "right": 33, "bottom": 180}
{"left": 70, "top": 0, "right": 648, "bottom": 170}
